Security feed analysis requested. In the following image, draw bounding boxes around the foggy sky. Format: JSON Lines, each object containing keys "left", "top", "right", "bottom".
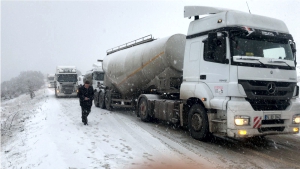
{"left": 1, "top": 0, "right": 300, "bottom": 82}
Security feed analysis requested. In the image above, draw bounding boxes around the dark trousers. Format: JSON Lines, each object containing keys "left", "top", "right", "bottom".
{"left": 81, "top": 106, "right": 91, "bottom": 124}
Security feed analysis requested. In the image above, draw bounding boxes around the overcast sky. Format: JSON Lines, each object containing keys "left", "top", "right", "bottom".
{"left": 1, "top": 0, "right": 300, "bottom": 82}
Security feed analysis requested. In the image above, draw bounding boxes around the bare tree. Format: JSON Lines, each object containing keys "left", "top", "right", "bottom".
{"left": 1, "top": 71, "right": 44, "bottom": 100}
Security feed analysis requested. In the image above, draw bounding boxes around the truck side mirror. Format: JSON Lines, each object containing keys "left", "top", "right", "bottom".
{"left": 290, "top": 42, "right": 297, "bottom": 66}
{"left": 290, "top": 42, "right": 296, "bottom": 52}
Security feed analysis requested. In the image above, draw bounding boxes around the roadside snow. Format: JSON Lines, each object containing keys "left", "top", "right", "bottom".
{"left": 1, "top": 88, "right": 215, "bottom": 169}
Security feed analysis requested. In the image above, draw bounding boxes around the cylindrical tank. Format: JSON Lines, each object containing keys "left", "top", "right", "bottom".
{"left": 103, "top": 34, "right": 186, "bottom": 96}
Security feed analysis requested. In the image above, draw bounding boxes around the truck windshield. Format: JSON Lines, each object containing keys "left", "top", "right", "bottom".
{"left": 94, "top": 72, "right": 104, "bottom": 81}
{"left": 48, "top": 77, "right": 54, "bottom": 81}
{"left": 231, "top": 36, "right": 294, "bottom": 61}
{"left": 57, "top": 74, "right": 77, "bottom": 82}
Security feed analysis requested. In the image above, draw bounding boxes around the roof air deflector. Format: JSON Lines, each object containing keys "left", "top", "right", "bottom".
{"left": 184, "top": 6, "right": 235, "bottom": 18}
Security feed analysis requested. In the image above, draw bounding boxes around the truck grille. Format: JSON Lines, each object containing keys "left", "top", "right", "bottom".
{"left": 62, "top": 85, "right": 74, "bottom": 94}
{"left": 239, "top": 80, "right": 296, "bottom": 111}
{"left": 246, "top": 99, "right": 290, "bottom": 111}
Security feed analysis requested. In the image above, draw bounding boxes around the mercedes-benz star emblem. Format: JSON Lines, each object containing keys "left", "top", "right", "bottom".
{"left": 267, "top": 82, "right": 276, "bottom": 94}
{"left": 270, "top": 71, "right": 273, "bottom": 74}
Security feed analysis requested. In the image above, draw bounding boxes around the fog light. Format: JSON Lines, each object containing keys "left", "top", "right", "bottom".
{"left": 238, "top": 130, "right": 247, "bottom": 135}
{"left": 57, "top": 90, "right": 59, "bottom": 93}
{"left": 293, "top": 127, "right": 299, "bottom": 132}
{"left": 292, "top": 114, "right": 300, "bottom": 124}
{"left": 234, "top": 116, "right": 250, "bottom": 126}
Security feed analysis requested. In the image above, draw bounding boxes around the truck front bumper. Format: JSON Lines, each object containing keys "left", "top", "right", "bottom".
{"left": 56, "top": 89, "right": 78, "bottom": 97}
{"left": 226, "top": 98, "right": 300, "bottom": 138}
{"left": 56, "top": 93, "right": 77, "bottom": 97}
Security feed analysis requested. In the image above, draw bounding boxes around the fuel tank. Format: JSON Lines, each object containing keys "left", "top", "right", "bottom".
{"left": 103, "top": 34, "right": 186, "bottom": 96}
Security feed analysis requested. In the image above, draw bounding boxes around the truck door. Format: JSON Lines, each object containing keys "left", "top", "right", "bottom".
{"left": 200, "top": 33, "right": 230, "bottom": 99}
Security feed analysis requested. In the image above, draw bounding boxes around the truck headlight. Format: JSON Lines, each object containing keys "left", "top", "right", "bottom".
{"left": 235, "top": 115, "right": 250, "bottom": 126}
{"left": 292, "top": 114, "right": 300, "bottom": 124}
{"left": 57, "top": 90, "right": 60, "bottom": 93}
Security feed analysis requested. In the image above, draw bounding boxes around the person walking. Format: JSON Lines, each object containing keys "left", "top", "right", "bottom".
{"left": 77, "top": 80, "right": 94, "bottom": 125}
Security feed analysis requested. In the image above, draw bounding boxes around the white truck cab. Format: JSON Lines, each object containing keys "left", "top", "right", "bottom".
{"left": 54, "top": 66, "right": 78, "bottom": 98}
{"left": 84, "top": 62, "right": 105, "bottom": 107}
{"left": 181, "top": 6, "right": 300, "bottom": 138}
{"left": 84, "top": 62, "right": 105, "bottom": 89}
{"left": 77, "top": 75, "right": 85, "bottom": 87}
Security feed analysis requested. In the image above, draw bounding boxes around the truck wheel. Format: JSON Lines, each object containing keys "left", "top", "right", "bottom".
{"left": 99, "top": 91, "right": 106, "bottom": 109}
{"left": 138, "top": 97, "right": 151, "bottom": 122}
{"left": 188, "top": 104, "right": 209, "bottom": 141}
{"left": 105, "top": 92, "right": 112, "bottom": 110}
{"left": 94, "top": 94, "right": 100, "bottom": 107}
{"left": 55, "top": 89, "right": 58, "bottom": 98}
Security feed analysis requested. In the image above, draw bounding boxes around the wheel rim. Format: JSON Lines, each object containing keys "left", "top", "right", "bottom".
{"left": 139, "top": 100, "right": 147, "bottom": 117}
{"left": 191, "top": 113, "right": 202, "bottom": 131}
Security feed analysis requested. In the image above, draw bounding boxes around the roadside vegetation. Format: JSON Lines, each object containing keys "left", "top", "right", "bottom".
{"left": 1, "top": 71, "right": 44, "bottom": 100}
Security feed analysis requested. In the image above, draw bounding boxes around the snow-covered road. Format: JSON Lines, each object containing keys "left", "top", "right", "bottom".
{"left": 1, "top": 88, "right": 213, "bottom": 169}
{"left": 1, "top": 87, "right": 300, "bottom": 169}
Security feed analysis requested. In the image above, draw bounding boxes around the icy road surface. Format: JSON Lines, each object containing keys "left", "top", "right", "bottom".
{"left": 1, "top": 87, "right": 300, "bottom": 169}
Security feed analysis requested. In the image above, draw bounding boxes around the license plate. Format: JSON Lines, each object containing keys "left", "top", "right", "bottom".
{"left": 265, "top": 114, "right": 281, "bottom": 120}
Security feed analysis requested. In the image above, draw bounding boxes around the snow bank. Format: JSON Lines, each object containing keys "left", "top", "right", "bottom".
{"left": 1, "top": 88, "right": 215, "bottom": 169}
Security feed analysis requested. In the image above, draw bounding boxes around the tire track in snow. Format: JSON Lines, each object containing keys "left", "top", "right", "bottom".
{"left": 113, "top": 110, "right": 300, "bottom": 169}
{"left": 109, "top": 110, "right": 220, "bottom": 169}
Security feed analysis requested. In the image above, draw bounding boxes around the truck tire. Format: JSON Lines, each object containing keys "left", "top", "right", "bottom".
{"left": 55, "top": 88, "right": 59, "bottom": 98}
{"left": 94, "top": 93, "right": 100, "bottom": 107}
{"left": 105, "top": 92, "right": 112, "bottom": 110}
{"left": 188, "top": 104, "right": 209, "bottom": 141}
{"left": 138, "top": 97, "right": 152, "bottom": 122}
{"left": 99, "top": 91, "right": 106, "bottom": 109}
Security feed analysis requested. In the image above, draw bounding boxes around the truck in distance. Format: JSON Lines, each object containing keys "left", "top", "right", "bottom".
{"left": 54, "top": 66, "right": 78, "bottom": 98}
{"left": 84, "top": 62, "right": 105, "bottom": 107}
{"left": 47, "top": 74, "right": 55, "bottom": 88}
{"left": 94, "top": 6, "right": 300, "bottom": 140}
{"left": 77, "top": 75, "right": 85, "bottom": 87}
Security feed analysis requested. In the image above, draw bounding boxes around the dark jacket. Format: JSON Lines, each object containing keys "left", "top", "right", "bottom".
{"left": 78, "top": 85, "right": 94, "bottom": 107}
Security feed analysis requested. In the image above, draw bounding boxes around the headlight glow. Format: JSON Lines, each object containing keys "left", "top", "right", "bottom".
{"left": 238, "top": 130, "right": 247, "bottom": 135}
{"left": 292, "top": 114, "right": 300, "bottom": 124}
{"left": 234, "top": 115, "right": 250, "bottom": 126}
{"left": 293, "top": 128, "right": 299, "bottom": 132}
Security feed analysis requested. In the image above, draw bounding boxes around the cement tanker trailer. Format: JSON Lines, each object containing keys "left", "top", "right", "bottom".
{"left": 98, "top": 33, "right": 185, "bottom": 106}
{"left": 95, "top": 34, "right": 185, "bottom": 114}
{"left": 95, "top": 6, "right": 300, "bottom": 141}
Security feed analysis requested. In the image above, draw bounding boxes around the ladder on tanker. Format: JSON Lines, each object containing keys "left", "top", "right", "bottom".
{"left": 106, "top": 34, "right": 155, "bottom": 55}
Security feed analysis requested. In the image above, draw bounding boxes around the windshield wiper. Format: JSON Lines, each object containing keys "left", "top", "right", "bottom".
{"left": 237, "top": 57, "right": 267, "bottom": 67}
{"left": 270, "top": 60, "right": 293, "bottom": 70}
